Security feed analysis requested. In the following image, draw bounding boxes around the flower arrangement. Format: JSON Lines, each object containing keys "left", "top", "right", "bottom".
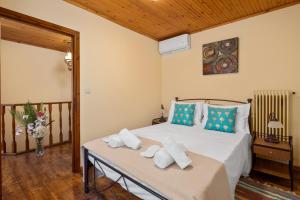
{"left": 11, "top": 102, "right": 53, "bottom": 156}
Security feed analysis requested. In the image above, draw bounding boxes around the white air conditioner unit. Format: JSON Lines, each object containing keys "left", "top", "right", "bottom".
{"left": 159, "top": 34, "right": 191, "bottom": 55}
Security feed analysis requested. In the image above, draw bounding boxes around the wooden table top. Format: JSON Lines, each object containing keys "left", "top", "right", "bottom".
{"left": 254, "top": 137, "right": 291, "bottom": 151}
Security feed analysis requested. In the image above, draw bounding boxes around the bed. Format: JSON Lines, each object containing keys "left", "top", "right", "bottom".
{"left": 83, "top": 98, "right": 253, "bottom": 200}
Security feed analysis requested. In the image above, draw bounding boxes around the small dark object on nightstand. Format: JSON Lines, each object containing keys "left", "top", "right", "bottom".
{"left": 264, "top": 134, "right": 280, "bottom": 143}
{"left": 152, "top": 117, "right": 167, "bottom": 125}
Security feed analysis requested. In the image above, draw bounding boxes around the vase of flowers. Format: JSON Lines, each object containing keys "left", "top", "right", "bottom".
{"left": 35, "top": 137, "right": 44, "bottom": 157}
{"left": 11, "top": 102, "right": 53, "bottom": 157}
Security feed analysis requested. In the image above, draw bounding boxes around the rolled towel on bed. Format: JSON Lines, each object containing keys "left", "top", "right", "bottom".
{"left": 108, "top": 135, "right": 124, "bottom": 148}
{"left": 153, "top": 148, "right": 175, "bottom": 169}
{"left": 119, "top": 128, "right": 141, "bottom": 150}
{"left": 140, "top": 145, "right": 161, "bottom": 158}
{"left": 163, "top": 137, "right": 192, "bottom": 169}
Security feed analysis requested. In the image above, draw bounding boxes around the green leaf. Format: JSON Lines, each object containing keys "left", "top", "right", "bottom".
{"left": 10, "top": 102, "right": 37, "bottom": 126}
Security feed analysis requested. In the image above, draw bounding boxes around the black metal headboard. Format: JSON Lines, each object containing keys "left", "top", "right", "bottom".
{"left": 175, "top": 97, "right": 253, "bottom": 136}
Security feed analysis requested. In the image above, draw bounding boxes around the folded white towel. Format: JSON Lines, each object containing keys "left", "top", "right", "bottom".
{"left": 163, "top": 137, "right": 192, "bottom": 169}
{"left": 108, "top": 135, "right": 124, "bottom": 148}
{"left": 140, "top": 145, "right": 161, "bottom": 158}
{"left": 119, "top": 128, "right": 141, "bottom": 150}
{"left": 177, "top": 143, "right": 188, "bottom": 152}
{"left": 153, "top": 148, "right": 175, "bottom": 169}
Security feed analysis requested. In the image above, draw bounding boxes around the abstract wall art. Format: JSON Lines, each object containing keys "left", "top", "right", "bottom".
{"left": 202, "top": 37, "right": 238, "bottom": 75}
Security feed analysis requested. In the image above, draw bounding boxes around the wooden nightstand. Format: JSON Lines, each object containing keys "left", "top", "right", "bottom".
{"left": 252, "top": 134, "right": 294, "bottom": 190}
{"left": 152, "top": 117, "right": 167, "bottom": 125}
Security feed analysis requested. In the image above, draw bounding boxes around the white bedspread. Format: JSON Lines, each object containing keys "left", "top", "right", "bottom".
{"left": 88, "top": 123, "right": 252, "bottom": 199}
{"left": 133, "top": 123, "right": 252, "bottom": 196}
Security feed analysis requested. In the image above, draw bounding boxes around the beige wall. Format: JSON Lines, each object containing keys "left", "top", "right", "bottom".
{"left": 2, "top": 0, "right": 299, "bottom": 166}
{"left": 1, "top": 40, "right": 72, "bottom": 152}
{"left": 1, "top": 40, "right": 71, "bottom": 103}
{"left": 0, "top": 0, "right": 162, "bottom": 145}
{"left": 161, "top": 5, "right": 300, "bottom": 165}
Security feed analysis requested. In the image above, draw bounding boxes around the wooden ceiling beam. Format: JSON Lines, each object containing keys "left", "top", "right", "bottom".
{"left": 0, "top": 17, "right": 71, "bottom": 52}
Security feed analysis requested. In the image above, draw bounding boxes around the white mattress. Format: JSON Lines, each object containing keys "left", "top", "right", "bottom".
{"left": 88, "top": 123, "right": 252, "bottom": 200}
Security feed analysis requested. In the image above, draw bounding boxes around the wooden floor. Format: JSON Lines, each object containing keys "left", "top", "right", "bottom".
{"left": 2, "top": 143, "right": 300, "bottom": 200}
{"left": 2, "top": 143, "right": 138, "bottom": 200}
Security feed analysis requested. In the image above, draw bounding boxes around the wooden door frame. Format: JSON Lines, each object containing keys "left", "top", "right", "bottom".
{"left": 0, "top": 6, "right": 81, "bottom": 184}
{"left": 0, "top": 16, "right": 2, "bottom": 199}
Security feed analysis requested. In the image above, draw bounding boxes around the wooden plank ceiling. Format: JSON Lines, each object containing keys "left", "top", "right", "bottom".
{"left": 65, "top": 0, "right": 300, "bottom": 40}
{"left": 1, "top": 17, "right": 71, "bottom": 52}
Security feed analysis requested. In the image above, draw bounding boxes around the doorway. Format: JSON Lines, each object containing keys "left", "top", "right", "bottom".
{"left": 0, "top": 7, "right": 80, "bottom": 198}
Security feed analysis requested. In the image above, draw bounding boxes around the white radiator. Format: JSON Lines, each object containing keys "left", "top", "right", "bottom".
{"left": 253, "top": 90, "right": 293, "bottom": 139}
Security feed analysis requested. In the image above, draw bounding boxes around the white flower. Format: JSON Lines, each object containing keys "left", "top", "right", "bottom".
{"left": 22, "top": 115, "right": 29, "bottom": 120}
{"left": 35, "top": 116, "right": 47, "bottom": 127}
{"left": 15, "top": 125, "right": 23, "bottom": 136}
{"left": 38, "top": 116, "right": 46, "bottom": 123}
{"left": 36, "top": 125, "right": 46, "bottom": 133}
{"left": 27, "top": 123, "right": 35, "bottom": 131}
{"left": 35, "top": 120, "right": 41, "bottom": 127}
{"left": 32, "top": 125, "right": 46, "bottom": 138}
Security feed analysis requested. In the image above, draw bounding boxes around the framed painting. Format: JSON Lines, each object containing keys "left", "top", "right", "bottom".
{"left": 203, "top": 37, "right": 238, "bottom": 75}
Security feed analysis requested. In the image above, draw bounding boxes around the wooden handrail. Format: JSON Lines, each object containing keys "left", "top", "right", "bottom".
{"left": 1, "top": 101, "right": 72, "bottom": 155}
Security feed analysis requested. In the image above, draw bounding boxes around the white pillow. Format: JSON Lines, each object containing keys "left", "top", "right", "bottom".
{"left": 202, "top": 103, "right": 251, "bottom": 134}
{"left": 167, "top": 100, "right": 203, "bottom": 126}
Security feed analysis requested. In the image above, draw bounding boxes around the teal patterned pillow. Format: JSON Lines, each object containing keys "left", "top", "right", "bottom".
{"left": 205, "top": 106, "right": 237, "bottom": 133}
{"left": 171, "top": 104, "right": 196, "bottom": 126}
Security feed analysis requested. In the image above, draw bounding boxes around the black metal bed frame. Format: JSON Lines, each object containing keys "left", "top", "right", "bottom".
{"left": 83, "top": 97, "right": 253, "bottom": 199}
{"left": 83, "top": 147, "right": 168, "bottom": 200}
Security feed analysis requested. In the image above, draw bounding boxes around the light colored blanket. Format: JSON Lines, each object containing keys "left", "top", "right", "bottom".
{"left": 84, "top": 137, "right": 231, "bottom": 200}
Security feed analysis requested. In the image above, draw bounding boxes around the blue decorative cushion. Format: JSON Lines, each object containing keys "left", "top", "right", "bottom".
{"left": 171, "top": 104, "right": 196, "bottom": 126}
{"left": 205, "top": 106, "right": 237, "bottom": 133}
